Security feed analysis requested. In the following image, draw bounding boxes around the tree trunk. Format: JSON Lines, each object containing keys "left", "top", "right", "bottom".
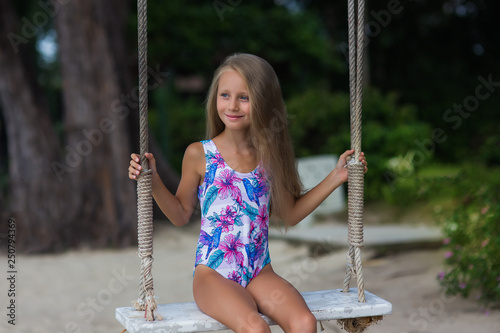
{"left": 0, "top": 0, "right": 70, "bottom": 252}
{"left": 54, "top": 0, "right": 138, "bottom": 248}
{"left": 0, "top": 0, "right": 181, "bottom": 252}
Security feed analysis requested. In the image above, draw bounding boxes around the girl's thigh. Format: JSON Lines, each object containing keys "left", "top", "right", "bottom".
{"left": 246, "top": 264, "right": 317, "bottom": 332}
{"left": 193, "top": 265, "right": 271, "bottom": 332}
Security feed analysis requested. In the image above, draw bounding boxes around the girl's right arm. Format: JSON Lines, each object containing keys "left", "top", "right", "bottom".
{"left": 128, "top": 142, "right": 205, "bottom": 226}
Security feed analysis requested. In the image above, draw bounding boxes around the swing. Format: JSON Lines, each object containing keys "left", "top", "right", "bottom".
{"left": 116, "top": 0, "right": 392, "bottom": 332}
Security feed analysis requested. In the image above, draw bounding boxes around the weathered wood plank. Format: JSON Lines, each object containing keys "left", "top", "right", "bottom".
{"left": 116, "top": 288, "right": 392, "bottom": 332}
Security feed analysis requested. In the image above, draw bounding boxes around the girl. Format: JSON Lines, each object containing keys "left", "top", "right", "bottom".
{"left": 129, "top": 53, "right": 367, "bottom": 333}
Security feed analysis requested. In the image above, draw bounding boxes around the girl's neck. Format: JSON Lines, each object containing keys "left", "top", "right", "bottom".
{"left": 215, "top": 129, "right": 253, "bottom": 153}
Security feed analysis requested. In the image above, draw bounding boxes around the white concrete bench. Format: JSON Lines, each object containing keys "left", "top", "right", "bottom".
{"left": 297, "top": 155, "right": 345, "bottom": 227}
{"left": 116, "top": 288, "right": 392, "bottom": 332}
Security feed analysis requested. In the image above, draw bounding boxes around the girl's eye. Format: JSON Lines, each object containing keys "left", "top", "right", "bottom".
{"left": 240, "top": 96, "right": 249, "bottom": 101}
{"left": 221, "top": 93, "right": 229, "bottom": 98}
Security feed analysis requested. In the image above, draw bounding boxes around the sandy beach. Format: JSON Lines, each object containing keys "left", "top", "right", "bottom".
{"left": 2, "top": 220, "right": 499, "bottom": 333}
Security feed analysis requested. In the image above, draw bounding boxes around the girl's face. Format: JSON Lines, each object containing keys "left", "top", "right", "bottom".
{"left": 216, "top": 70, "right": 251, "bottom": 132}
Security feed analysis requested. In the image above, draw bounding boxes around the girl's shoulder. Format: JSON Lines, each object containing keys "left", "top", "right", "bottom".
{"left": 182, "top": 142, "right": 206, "bottom": 179}
{"left": 184, "top": 141, "right": 205, "bottom": 160}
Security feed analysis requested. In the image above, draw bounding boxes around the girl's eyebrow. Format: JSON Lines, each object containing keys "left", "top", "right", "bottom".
{"left": 218, "top": 88, "right": 248, "bottom": 95}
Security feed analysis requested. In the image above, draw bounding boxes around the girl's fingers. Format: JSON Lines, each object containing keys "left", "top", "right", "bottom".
{"left": 128, "top": 166, "right": 140, "bottom": 177}
{"left": 130, "top": 160, "right": 141, "bottom": 171}
{"left": 129, "top": 152, "right": 150, "bottom": 180}
{"left": 128, "top": 152, "right": 144, "bottom": 180}
{"left": 340, "top": 149, "right": 354, "bottom": 164}
{"left": 146, "top": 152, "right": 155, "bottom": 163}
{"left": 131, "top": 153, "right": 140, "bottom": 162}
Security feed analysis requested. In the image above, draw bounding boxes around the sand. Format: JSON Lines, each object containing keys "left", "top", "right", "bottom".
{"left": 1, "top": 221, "right": 499, "bottom": 333}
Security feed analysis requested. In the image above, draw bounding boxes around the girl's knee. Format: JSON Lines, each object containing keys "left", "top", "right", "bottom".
{"left": 289, "top": 310, "right": 317, "bottom": 332}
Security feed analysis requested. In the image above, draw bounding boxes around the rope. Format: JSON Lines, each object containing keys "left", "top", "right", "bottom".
{"left": 133, "top": 0, "right": 162, "bottom": 321}
{"left": 342, "top": 0, "right": 366, "bottom": 304}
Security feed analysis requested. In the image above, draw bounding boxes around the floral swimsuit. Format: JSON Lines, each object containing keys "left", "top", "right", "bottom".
{"left": 195, "top": 140, "right": 271, "bottom": 288}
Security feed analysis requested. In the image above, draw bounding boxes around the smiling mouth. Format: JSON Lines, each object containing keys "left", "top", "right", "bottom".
{"left": 226, "top": 114, "right": 243, "bottom": 120}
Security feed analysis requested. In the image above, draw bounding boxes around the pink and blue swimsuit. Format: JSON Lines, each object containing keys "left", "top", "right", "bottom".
{"left": 195, "top": 140, "right": 271, "bottom": 287}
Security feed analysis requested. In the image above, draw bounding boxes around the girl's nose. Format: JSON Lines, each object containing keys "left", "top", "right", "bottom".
{"left": 229, "top": 97, "right": 239, "bottom": 111}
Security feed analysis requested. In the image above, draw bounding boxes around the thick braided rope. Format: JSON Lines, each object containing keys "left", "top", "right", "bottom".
{"left": 342, "top": 0, "right": 366, "bottom": 304}
{"left": 133, "top": 0, "right": 161, "bottom": 321}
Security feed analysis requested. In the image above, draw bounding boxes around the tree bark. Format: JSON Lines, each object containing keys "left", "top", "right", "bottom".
{"left": 0, "top": 0, "right": 69, "bottom": 252}
{"left": 54, "top": 0, "right": 138, "bottom": 248}
{"left": 0, "top": 0, "right": 181, "bottom": 252}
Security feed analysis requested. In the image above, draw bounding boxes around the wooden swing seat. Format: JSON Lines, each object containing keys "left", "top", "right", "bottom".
{"left": 115, "top": 288, "right": 392, "bottom": 333}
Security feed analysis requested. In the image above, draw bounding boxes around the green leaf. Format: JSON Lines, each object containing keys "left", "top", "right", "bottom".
{"left": 243, "top": 203, "right": 259, "bottom": 221}
{"left": 202, "top": 186, "right": 219, "bottom": 216}
{"left": 207, "top": 250, "right": 224, "bottom": 270}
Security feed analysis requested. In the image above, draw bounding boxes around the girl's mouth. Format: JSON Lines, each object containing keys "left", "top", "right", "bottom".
{"left": 226, "top": 114, "right": 242, "bottom": 120}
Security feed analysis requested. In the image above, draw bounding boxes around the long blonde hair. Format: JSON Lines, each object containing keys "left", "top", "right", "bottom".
{"left": 205, "top": 53, "right": 303, "bottom": 222}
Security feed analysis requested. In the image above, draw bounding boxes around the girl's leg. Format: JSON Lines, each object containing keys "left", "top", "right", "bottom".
{"left": 247, "top": 265, "right": 317, "bottom": 333}
{"left": 193, "top": 265, "right": 271, "bottom": 333}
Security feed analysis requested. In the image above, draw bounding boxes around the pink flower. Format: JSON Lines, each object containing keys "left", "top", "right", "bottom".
{"left": 255, "top": 204, "right": 269, "bottom": 230}
{"left": 459, "top": 283, "right": 467, "bottom": 289}
{"left": 216, "top": 206, "right": 238, "bottom": 232}
{"left": 481, "top": 239, "right": 489, "bottom": 248}
{"left": 437, "top": 272, "right": 445, "bottom": 281}
{"left": 481, "top": 205, "right": 490, "bottom": 215}
{"left": 443, "top": 238, "right": 451, "bottom": 245}
{"left": 444, "top": 251, "right": 453, "bottom": 259}
{"left": 209, "top": 152, "right": 225, "bottom": 168}
{"left": 220, "top": 233, "right": 244, "bottom": 265}
{"left": 228, "top": 270, "right": 242, "bottom": 284}
{"left": 214, "top": 170, "right": 242, "bottom": 203}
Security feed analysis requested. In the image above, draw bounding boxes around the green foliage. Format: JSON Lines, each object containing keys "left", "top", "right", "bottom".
{"left": 366, "top": 0, "right": 500, "bottom": 165}
{"left": 145, "top": 0, "right": 342, "bottom": 97}
{"left": 286, "top": 87, "right": 431, "bottom": 200}
{"left": 149, "top": 86, "right": 206, "bottom": 171}
{"left": 382, "top": 162, "right": 461, "bottom": 206}
{"left": 438, "top": 166, "right": 500, "bottom": 307}
{"left": 378, "top": 163, "right": 500, "bottom": 306}
{"left": 479, "top": 134, "right": 500, "bottom": 165}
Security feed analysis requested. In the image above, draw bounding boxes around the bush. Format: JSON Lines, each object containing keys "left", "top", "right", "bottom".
{"left": 382, "top": 161, "right": 462, "bottom": 206}
{"left": 286, "top": 87, "right": 431, "bottom": 201}
{"left": 438, "top": 166, "right": 500, "bottom": 307}
{"left": 149, "top": 88, "right": 206, "bottom": 171}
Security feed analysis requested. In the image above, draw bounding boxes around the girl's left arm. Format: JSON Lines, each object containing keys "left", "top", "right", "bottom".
{"left": 281, "top": 149, "right": 367, "bottom": 226}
